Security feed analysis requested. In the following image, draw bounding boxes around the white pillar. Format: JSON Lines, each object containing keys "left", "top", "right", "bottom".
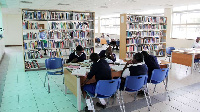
{"left": 98, "top": 17, "right": 101, "bottom": 37}
{"left": 164, "top": 8, "right": 172, "bottom": 47}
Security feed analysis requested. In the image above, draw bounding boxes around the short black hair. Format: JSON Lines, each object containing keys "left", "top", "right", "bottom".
{"left": 133, "top": 53, "right": 143, "bottom": 62}
{"left": 76, "top": 45, "right": 83, "bottom": 51}
{"left": 90, "top": 53, "right": 100, "bottom": 62}
{"left": 141, "top": 51, "right": 149, "bottom": 57}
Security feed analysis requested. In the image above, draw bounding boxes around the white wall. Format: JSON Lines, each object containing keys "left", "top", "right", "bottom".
{"left": 0, "top": 6, "right": 5, "bottom": 60}
{"left": 3, "top": 14, "right": 22, "bottom": 45}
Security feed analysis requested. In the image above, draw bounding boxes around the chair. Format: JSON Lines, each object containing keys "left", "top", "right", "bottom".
{"left": 194, "top": 59, "right": 200, "bottom": 71}
{"left": 44, "top": 58, "right": 63, "bottom": 93}
{"left": 166, "top": 47, "right": 175, "bottom": 62}
{"left": 120, "top": 75, "right": 151, "bottom": 111}
{"left": 150, "top": 68, "right": 170, "bottom": 101}
{"left": 84, "top": 78, "right": 123, "bottom": 112}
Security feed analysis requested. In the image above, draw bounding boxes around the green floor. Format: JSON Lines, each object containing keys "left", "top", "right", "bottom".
{"left": 0, "top": 48, "right": 83, "bottom": 112}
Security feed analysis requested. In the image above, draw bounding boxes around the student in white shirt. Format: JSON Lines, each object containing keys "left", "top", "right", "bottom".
{"left": 192, "top": 38, "right": 200, "bottom": 48}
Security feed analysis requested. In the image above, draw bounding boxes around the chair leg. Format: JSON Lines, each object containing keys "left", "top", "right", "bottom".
{"left": 165, "top": 84, "right": 171, "bottom": 101}
{"left": 146, "top": 84, "right": 152, "bottom": 106}
{"left": 120, "top": 91, "right": 125, "bottom": 112}
{"left": 63, "top": 75, "right": 64, "bottom": 84}
{"left": 144, "top": 90, "right": 150, "bottom": 111}
{"left": 89, "top": 97, "right": 95, "bottom": 112}
{"left": 134, "top": 91, "right": 138, "bottom": 101}
{"left": 153, "top": 85, "right": 157, "bottom": 93}
{"left": 48, "top": 75, "right": 50, "bottom": 93}
{"left": 117, "top": 91, "right": 124, "bottom": 112}
{"left": 44, "top": 73, "right": 47, "bottom": 87}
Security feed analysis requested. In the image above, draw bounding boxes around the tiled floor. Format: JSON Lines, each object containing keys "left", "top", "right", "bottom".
{"left": 1, "top": 46, "right": 200, "bottom": 112}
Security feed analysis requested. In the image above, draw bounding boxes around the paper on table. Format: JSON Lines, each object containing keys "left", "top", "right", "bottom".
{"left": 71, "top": 67, "right": 90, "bottom": 76}
{"left": 111, "top": 65, "right": 125, "bottom": 71}
{"left": 105, "top": 58, "right": 113, "bottom": 63}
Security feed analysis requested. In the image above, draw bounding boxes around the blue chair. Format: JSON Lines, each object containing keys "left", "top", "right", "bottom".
{"left": 166, "top": 47, "right": 175, "bottom": 62}
{"left": 194, "top": 59, "right": 200, "bottom": 70}
{"left": 150, "top": 68, "right": 170, "bottom": 101}
{"left": 121, "top": 75, "right": 151, "bottom": 111}
{"left": 44, "top": 58, "right": 63, "bottom": 93}
{"left": 84, "top": 78, "right": 123, "bottom": 111}
{"left": 106, "top": 40, "right": 110, "bottom": 45}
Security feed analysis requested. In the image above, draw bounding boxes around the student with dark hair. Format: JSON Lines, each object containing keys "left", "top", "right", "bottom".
{"left": 141, "top": 51, "right": 160, "bottom": 82}
{"left": 99, "top": 46, "right": 116, "bottom": 62}
{"left": 82, "top": 53, "right": 112, "bottom": 111}
{"left": 120, "top": 53, "right": 148, "bottom": 90}
{"left": 66, "top": 45, "right": 86, "bottom": 63}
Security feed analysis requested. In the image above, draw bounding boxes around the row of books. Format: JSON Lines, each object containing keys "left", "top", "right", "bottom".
{"left": 126, "top": 52, "right": 135, "bottom": 58}
{"left": 126, "top": 38, "right": 140, "bottom": 44}
{"left": 126, "top": 37, "right": 161, "bottom": 45}
{"left": 25, "top": 60, "right": 40, "bottom": 69}
{"left": 47, "top": 49, "right": 63, "bottom": 58}
{"left": 127, "top": 24, "right": 167, "bottom": 30}
{"left": 127, "top": 31, "right": 161, "bottom": 37}
{"left": 127, "top": 15, "right": 167, "bottom": 23}
{"left": 126, "top": 50, "right": 164, "bottom": 58}
{"left": 126, "top": 45, "right": 138, "bottom": 52}
{"left": 142, "top": 38, "right": 160, "bottom": 44}
{"left": 48, "top": 21, "right": 94, "bottom": 30}
{"left": 23, "top": 11, "right": 94, "bottom": 21}
{"left": 24, "top": 39, "right": 94, "bottom": 49}
{"left": 142, "top": 44, "right": 163, "bottom": 51}
{"left": 24, "top": 51, "right": 41, "bottom": 60}
{"left": 23, "top": 30, "right": 94, "bottom": 40}
{"left": 23, "top": 21, "right": 41, "bottom": 29}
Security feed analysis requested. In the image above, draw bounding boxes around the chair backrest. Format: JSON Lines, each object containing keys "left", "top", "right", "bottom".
{"left": 45, "top": 58, "right": 63, "bottom": 69}
{"left": 166, "top": 47, "right": 175, "bottom": 55}
{"left": 124, "top": 75, "right": 148, "bottom": 92}
{"left": 106, "top": 40, "right": 110, "bottom": 44}
{"left": 95, "top": 78, "right": 121, "bottom": 97}
{"left": 151, "top": 68, "right": 169, "bottom": 84}
{"left": 116, "top": 41, "right": 120, "bottom": 46}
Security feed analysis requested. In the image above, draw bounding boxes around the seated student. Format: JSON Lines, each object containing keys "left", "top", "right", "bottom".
{"left": 141, "top": 51, "right": 160, "bottom": 83}
{"left": 99, "top": 46, "right": 116, "bottom": 62}
{"left": 66, "top": 45, "right": 86, "bottom": 63}
{"left": 120, "top": 53, "right": 148, "bottom": 90}
{"left": 82, "top": 53, "right": 112, "bottom": 111}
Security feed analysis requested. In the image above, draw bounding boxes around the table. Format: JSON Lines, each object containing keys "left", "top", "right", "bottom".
{"left": 64, "top": 61, "right": 169, "bottom": 111}
{"left": 64, "top": 64, "right": 122, "bottom": 111}
{"left": 171, "top": 49, "right": 200, "bottom": 74}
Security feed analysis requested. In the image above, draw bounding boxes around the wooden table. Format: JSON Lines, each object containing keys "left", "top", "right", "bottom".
{"left": 171, "top": 50, "right": 196, "bottom": 74}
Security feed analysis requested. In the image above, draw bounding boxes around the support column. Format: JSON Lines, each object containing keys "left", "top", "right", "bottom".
{"left": 164, "top": 8, "right": 172, "bottom": 47}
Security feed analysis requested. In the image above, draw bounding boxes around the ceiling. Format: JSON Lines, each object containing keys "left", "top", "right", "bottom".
{"left": 1, "top": 0, "right": 200, "bottom": 16}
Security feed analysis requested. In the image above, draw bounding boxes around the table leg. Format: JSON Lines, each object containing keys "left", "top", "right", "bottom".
{"left": 191, "top": 54, "right": 194, "bottom": 74}
{"left": 77, "top": 77, "right": 81, "bottom": 111}
{"left": 65, "top": 85, "right": 68, "bottom": 94}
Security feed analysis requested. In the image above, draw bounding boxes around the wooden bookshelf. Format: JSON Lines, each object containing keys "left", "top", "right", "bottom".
{"left": 22, "top": 9, "right": 95, "bottom": 71}
{"left": 120, "top": 14, "right": 167, "bottom": 59}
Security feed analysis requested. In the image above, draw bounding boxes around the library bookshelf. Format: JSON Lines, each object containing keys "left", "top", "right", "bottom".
{"left": 22, "top": 9, "right": 95, "bottom": 71}
{"left": 120, "top": 14, "right": 167, "bottom": 59}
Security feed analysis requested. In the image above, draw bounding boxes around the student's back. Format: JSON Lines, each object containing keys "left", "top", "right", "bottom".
{"left": 129, "top": 64, "right": 148, "bottom": 76}
{"left": 87, "top": 59, "right": 111, "bottom": 82}
{"left": 144, "top": 55, "right": 160, "bottom": 69}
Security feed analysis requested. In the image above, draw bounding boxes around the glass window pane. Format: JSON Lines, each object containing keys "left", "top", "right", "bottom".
{"left": 187, "top": 12, "right": 200, "bottom": 23}
{"left": 186, "top": 25, "right": 200, "bottom": 39}
{"left": 172, "top": 25, "right": 187, "bottom": 39}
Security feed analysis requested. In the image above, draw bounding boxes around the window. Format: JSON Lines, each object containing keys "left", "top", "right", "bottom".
{"left": 172, "top": 9, "right": 200, "bottom": 39}
{"left": 100, "top": 17, "right": 120, "bottom": 35}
